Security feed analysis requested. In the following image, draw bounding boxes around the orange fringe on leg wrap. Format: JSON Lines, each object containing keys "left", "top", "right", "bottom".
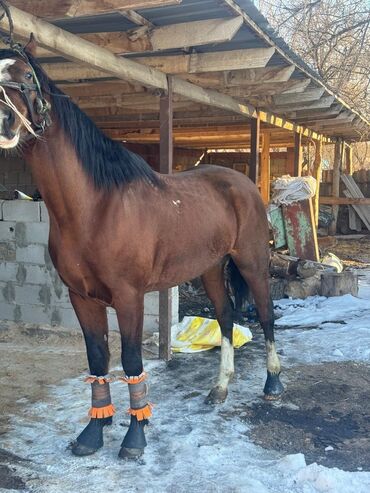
{"left": 119, "top": 372, "right": 147, "bottom": 384}
{"left": 127, "top": 403, "right": 153, "bottom": 421}
{"left": 84, "top": 375, "right": 114, "bottom": 384}
{"left": 89, "top": 404, "right": 115, "bottom": 419}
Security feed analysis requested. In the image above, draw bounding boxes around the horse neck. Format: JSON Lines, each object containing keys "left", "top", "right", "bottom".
{"left": 23, "top": 123, "right": 99, "bottom": 225}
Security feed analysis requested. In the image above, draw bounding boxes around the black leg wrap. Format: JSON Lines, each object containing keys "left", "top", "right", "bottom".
{"left": 72, "top": 418, "right": 111, "bottom": 456}
{"left": 263, "top": 371, "right": 284, "bottom": 400}
{"left": 119, "top": 416, "right": 147, "bottom": 460}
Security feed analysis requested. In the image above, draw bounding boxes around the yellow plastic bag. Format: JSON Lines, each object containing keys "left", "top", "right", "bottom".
{"left": 171, "top": 316, "right": 252, "bottom": 353}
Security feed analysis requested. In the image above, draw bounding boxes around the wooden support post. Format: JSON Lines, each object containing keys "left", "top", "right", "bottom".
{"left": 313, "top": 140, "right": 322, "bottom": 227}
{"left": 286, "top": 147, "right": 295, "bottom": 175}
{"left": 249, "top": 115, "right": 260, "bottom": 184}
{"left": 260, "top": 132, "right": 270, "bottom": 204}
{"left": 294, "top": 133, "right": 302, "bottom": 176}
{"left": 159, "top": 77, "right": 173, "bottom": 361}
{"left": 345, "top": 144, "right": 353, "bottom": 175}
{"left": 329, "top": 140, "right": 343, "bottom": 235}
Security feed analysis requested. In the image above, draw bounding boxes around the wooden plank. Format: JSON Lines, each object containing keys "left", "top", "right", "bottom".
{"left": 320, "top": 196, "right": 370, "bottom": 206}
{"left": 294, "top": 133, "right": 302, "bottom": 176}
{"left": 8, "top": 0, "right": 181, "bottom": 18}
{"left": 343, "top": 190, "right": 369, "bottom": 230}
{"left": 282, "top": 199, "right": 320, "bottom": 261}
{"left": 119, "top": 10, "right": 154, "bottom": 28}
{"left": 281, "top": 79, "right": 311, "bottom": 94}
{"left": 250, "top": 116, "right": 260, "bottom": 184}
{"left": 274, "top": 96, "right": 335, "bottom": 112}
{"left": 341, "top": 175, "right": 370, "bottom": 229}
{"left": 189, "top": 47, "right": 275, "bottom": 73}
{"left": 260, "top": 132, "right": 270, "bottom": 204}
{"left": 274, "top": 88, "right": 325, "bottom": 106}
{"left": 151, "top": 17, "right": 243, "bottom": 51}
{"left": 159, "top": 76, "right": 173, "bottom": 362}
{"left": 42, "top": 48, "right": 275, "bottom": 79}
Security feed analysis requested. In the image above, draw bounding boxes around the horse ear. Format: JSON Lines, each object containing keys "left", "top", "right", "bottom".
{"left": 24, "top": 33, "right": 37, "bottom": 57}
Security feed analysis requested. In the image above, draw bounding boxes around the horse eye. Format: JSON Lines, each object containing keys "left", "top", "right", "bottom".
{"left": 25, "top": 72, "right": 33, "bottom": 80}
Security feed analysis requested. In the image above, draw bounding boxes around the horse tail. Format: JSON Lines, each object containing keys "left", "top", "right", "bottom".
{"left": 226, "top": 258, "right": 249, "bottom": 319}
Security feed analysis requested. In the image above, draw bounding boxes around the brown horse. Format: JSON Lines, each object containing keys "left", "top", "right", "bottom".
{"left": 0, "top": 38, "right": 283, "bottom": 459}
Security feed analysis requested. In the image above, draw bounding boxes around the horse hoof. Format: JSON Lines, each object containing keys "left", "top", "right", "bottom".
{"left": 205, "top": 386, "right": 228, "bottom": 404}
{"left": 263, "top": 371, "right": 284, "bottom": 401}
{"left": 71, "top": 442, "right": 100, "bottom": 457}
{"left": 118, "top": 447, "right": 144, "bottom": 460}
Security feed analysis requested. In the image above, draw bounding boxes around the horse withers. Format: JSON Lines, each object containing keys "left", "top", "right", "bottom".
{"left": 0, "top": 36, "right": 284, "bottom": 460}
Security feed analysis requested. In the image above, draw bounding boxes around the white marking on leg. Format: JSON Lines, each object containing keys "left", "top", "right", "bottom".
{"left": 217, "top": 336, "right": 234, "bottom": 389}
{"left": 266, "top": 340, "right": 281, "bottom": 374}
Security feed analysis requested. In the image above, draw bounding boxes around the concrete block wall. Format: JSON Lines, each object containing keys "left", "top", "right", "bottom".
{"left": 0, "top": 200, "right": 178, "bottom": 332}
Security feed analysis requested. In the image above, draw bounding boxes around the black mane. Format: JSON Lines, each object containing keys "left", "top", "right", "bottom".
{"left": 0, "top": 49, "right": 161, "bottom": 189}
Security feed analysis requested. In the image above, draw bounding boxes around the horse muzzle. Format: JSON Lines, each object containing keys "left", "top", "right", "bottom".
{"left": 0, "top": 106, "right": 19, "bottom": 148}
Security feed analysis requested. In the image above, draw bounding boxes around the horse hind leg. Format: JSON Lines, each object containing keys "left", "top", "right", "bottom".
{"left": 232, "top": 259, "right": 284, "bottom": 400}
{"left": 201, "top": 263, "right": 235, "bottom": 404}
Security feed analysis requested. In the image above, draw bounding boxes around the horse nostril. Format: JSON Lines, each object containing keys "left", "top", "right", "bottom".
{"left": 4, "top": 109, "right": 14, "bottom": 126}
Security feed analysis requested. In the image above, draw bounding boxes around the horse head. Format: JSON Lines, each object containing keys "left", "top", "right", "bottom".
{"left": 0, "top": 34, "right": 51, "bottom": 149}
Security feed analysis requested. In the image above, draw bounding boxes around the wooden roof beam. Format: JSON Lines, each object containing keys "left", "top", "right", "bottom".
{"left": 273, "top": 96, "right": 335, "bottom": 112}
{"left": 42, "top": 47, "right": 275, "bottom": 80}
{"left": 274, "top": 88, "right": 325, "bottom": 106}
{"left": 8, "top": 1, "right": 182, "bottom": 19}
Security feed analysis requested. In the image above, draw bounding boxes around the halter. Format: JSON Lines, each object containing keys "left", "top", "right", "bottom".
{"left": 0, "top": 77, "right": 52, "bottom": 136}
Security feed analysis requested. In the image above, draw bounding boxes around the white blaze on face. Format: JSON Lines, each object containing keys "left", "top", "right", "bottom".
{"left": 217, "top": 336, "right": 234, "bottom": 389}
{"left": 0, "top": 59, "right": 17, "bottom": 145}
{"left": 265, "top": 340, "right": 281, "bottom": 375}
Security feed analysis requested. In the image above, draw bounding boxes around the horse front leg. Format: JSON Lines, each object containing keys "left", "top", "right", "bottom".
{"left": 69, "top": 290, "right": 114, "bottom": 456}
{"left": 114, "top": 291, "right": 150, "bottom": 460}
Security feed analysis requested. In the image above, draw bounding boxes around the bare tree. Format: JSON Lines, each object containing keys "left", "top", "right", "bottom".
{"left": 258, "top": 0, "right": 370, "bottom": 117}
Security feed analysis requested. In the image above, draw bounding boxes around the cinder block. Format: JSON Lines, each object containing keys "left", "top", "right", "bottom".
{"left": 15, "top": 285, "right": 41, "bottom": 305}
{"left": 0, "top": 301, "right": 17, "bottom": 320}
{"left": 2, "top": 200, "right": 40, "bottom": 222}
{"left": 19, "top": 222, "right": 49, "bottom": 245}
{"left": 0, "top": 281, "right": 15, "bottom": 303}
{"left": 0, "top": 262, "right": 18, "bottom": 282}
{"left": 16, "top": 244, "right": 46, "bottom": 264}
{"left": 19, "top": 304, "right": 51, "bottom": 324}
{"left": 0, "top": 222, "right": 16, "bottom": 241}
{"left": 22, "top": 264, "right": 49, "bottom": 284}
{"left": 39, "top": 202, "right": 49, "bottom": 223}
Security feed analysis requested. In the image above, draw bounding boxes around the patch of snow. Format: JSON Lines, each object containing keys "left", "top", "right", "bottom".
{"left": 274, "top": 294, "right": 370, "bottom": 365}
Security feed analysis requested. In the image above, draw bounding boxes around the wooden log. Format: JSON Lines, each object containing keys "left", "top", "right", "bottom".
{"left": 321, "top": 271, "right": 358, "bottom": 297}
